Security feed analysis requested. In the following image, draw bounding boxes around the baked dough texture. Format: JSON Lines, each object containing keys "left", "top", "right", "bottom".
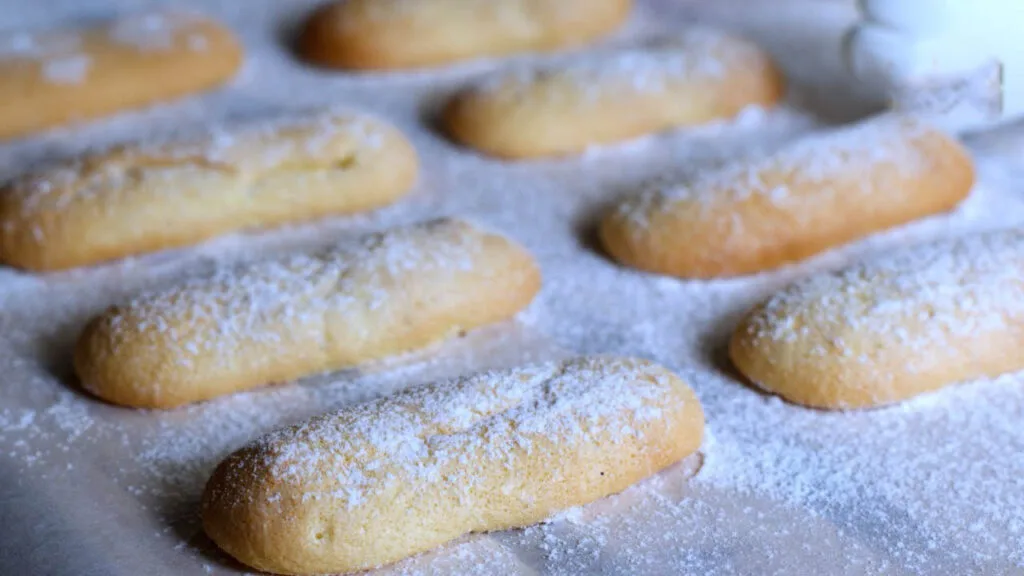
{"left": 74, "top": 218, "right": 541, "bottom": 409}
{"left": 443, "top": 29, "right": 784, "bottom": 159}
{"left": 600, "top": 114, "right": 975, "bottom": 278}
{"left": 730, "top": 230, "right": 1024, "bottom": 409}
{"left": 0, "top": 10, "right": 242, "bottom": 140}
{"left": 0, "top": 111, "right": 419, "bottom": 271}
{"left": 298, "top": 0, "right": 631, "bottom": 70}
{"left": 201, "top": 356, "right": 705, "bottom": 575}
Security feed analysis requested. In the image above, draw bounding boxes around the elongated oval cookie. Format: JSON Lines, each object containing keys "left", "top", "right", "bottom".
{"left": 74, "top": 218, "right": 541, "bottom": 409}
{"left": 0, "top": 10, "right": 242, "bottom": 140}
{"left": 298, "top": 0, "right": 631, "bottom": 70}
{"left": 600, "top": 114, "right": 974, "bottom": 278}
{"left": 730, "top": 230, "right": 1024, "bottom": 409}
{"left": 444, "top": 30, "right": 784, "bottom": 159}
{"left": 202, "top": 356, "right": 705, "bottom": 575}
{"left": 0, "top": 111, "right": 419, "bottom": 271}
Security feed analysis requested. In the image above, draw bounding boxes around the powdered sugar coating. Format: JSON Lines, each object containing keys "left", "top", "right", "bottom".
{"left": 1, "top": 0, "right": 1024, "bottom": 574}
{"left": 749, "top": 229, "right": 1024, "bottom": 351}
{"left": 208, "top": 357, "right": 684, "bottom": 510}
{"left": 107, "top": 12, "right": 205, "bottom": 52}
{"left": 41, "top": 54, "right": 90, "bottom": 84}
{"left": 339, "top": 0, "right": 565, "bottom": 29}
{"left": 616, "top": 114, "right": 934, "bottom": 230}
{"left": 0, "top": 30, "right": 81, "bottom": 61}
{"left": 0, "top": 10, "right": 207, "bottom": 87}
{"left": 738, "top": 229, "right": 1024, "bottom": 393}
{"left": 475, "top": 29, "right": 757, "bottom": 103}
{"left": 84, "top": 218, "right": 486, "bottom": 385}
{"left": 3, "top": 110, "right": 388, "bottom": 220}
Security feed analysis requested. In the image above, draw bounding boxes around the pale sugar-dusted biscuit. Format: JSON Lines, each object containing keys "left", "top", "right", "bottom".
{"left": 444, "top": 30, "right": 784, "bottom": 158}
{"left": 202, "top": 356, "right": 705, "bottom": 575}
{"left": 600, "top": 115, "right": 974, "bottom": 278}
{"left": 299, "top": 0, "right": 631, "bottom": 70}
{"left": 0, "top": 110, "right": 419, "bottom": 271}
{"left": 0, "top": 10, "right": 242, "bottom": 139}
{"left": 730, "top": 230, "right": 1024, "bottom": 409}
{"left": 74, "top": 218, "right": 541, "bottom": 409}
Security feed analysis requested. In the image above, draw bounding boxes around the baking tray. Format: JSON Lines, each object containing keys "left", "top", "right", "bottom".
{"left": 1, "top": 0, "right": 1023, "bottom": 574}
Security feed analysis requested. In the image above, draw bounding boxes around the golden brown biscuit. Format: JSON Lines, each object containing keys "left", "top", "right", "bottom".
{"left": 74, "top": 218, "right": 541, "bottom": 409}
{"left": 202, "top": 356, "right": 705, "bottom": 575}
{"left": 444, "top": 30, "right": 784, "bottom": 159}
{"left": 0, "top": 110, "right": 419, "bottom": 271}
{"left": 0, "top": 10, "right": 242, "bottom": 140}
{"left": 600, "top": 114, "right": 975, "bottom": 278}
{"left": 730, "top": 230, "right": 1024, "bottom": 409}
{"left": 299, "top": 0, "right": 632, "bottom": 70}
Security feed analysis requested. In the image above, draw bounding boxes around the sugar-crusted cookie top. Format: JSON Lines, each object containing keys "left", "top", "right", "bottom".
{"left": 0, "top": 11, "right": 208, "bottom": 56}
{"left": 742, "top": 230, "right": 1024, "bottom": 362}
{"left": 0, "top": 11, "right": 212, "bottom": 77}
{"left": 2, "top": 111, "right": 389, "bottom": 221}
{"left": 474, "top": 29, "right": 767, "bottom": 103}
{"left": 106, "top": 11, "right": 209, "bottom": 52}
{"left": 0, "top": 30, "right": 82, "bottom": 61}
{"left": 615, "top": 114, "right": 937, "bottom": 229}
{"left": 336, "top": 0, "right": 590, "bottom": 28}
{"left": 88, "top": 219, "right": 491, "bottom": 376}
{"left": 207, "top": 357, "right": 686, "bottom": 510}
{"left": 0, "top": 26, "right": 92, "bottom": 85}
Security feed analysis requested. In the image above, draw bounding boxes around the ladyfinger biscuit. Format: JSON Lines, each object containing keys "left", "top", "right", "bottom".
{"left": 730, "top": 230, "right": 1024, "bottom": 409}
{"left": 298, "top": 0, "right": 631, "bottom": 71}
{"left": 74, "top": 218, "right": 541, "bottom": 409}
{"left": 600, "top": 114, "right": 974, "bottom": 279}
{"left": 0, "top": 11, "right": 242, "bottom": 140}
{"left": 202, "top": 356, "right": 705, "bottom": 575}
{"left": 444, "top": 30, "right": 784, "bottom": 159}
{"left": 0, "top": 111, "right": 419, "bottom": 271}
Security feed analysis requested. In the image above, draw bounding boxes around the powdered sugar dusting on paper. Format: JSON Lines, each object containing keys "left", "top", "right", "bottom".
{"left": 1, "top": 0, "right": 1024, "bottom": 574}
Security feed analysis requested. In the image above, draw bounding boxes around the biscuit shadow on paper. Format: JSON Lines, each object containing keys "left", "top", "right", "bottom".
{"left": 26, "top": 313, "right": 98, "bottom": 403}
{"left": 698, "top": 306, "right": 779, "bottom": 402}
{"left": 572, "top": 198, "right": 622, "bottom": 263}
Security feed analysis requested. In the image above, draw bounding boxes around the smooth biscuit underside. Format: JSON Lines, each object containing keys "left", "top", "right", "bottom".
{"left": 202, "top": 357, "right": 704, "bottom": 574}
